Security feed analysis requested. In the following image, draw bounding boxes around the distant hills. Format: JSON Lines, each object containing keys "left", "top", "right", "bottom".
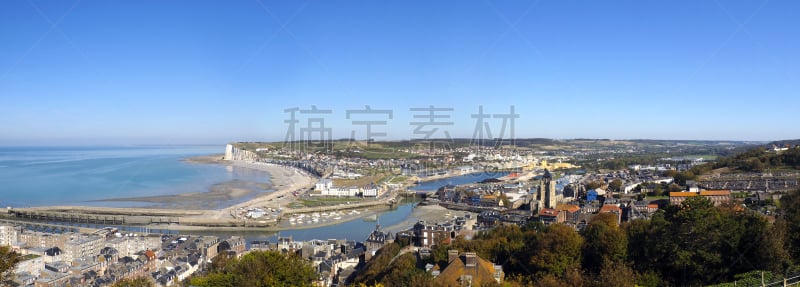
{"left": 771, "top": 139, "right": 800, "bottom": 147}
{"left": 702, "top": 141, "right": 800, "bottom": 173}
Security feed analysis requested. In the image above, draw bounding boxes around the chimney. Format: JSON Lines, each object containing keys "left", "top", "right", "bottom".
{"left": 465, "top": 252, "right": 477, "bottom": 268}
{"left": 448, "top": 249, "right": 459, "bottom": 263}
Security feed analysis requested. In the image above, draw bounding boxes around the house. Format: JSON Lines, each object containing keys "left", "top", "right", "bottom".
{"left": 587, "top": 189, "right": 599, "bottom": 201}
{"left": 669, "top": 190, "right": 731, "bottom": 206}
{"left": 15, "top": 254, "right": 44, "bottom": 277}
{"left": 218, "top": 236, "right": 246, "bottom": 257}
{"left": 457, "top": 165, "right": 475, "bottom": 174}
{"left": 63, "top": 234, "right": 104, "bottom": 261}
{"left": 412, "top": 221, "right": 455, "bottom": 248}
{"left": 480, "top": 195, "right": 502, "bottom": 208}
{"left": 599, "top": 204, "right": 622, "bottom": 224}
{"left": 686, "top": 180, "right": 700, "bottom": 192}
{"left": 0, "top": 224, "right": 19, "bottom": 247}
{"left": 35, "top": 269, "right": 71, "bottom": 287}
{"left": 362, "top": 183, "right": 380, "bottom": 197}
{"left": 44, "top": 261, "right": 70, "bottom": 273}
{"left": 478, "top": 211, "right": 502, "bottom": 229}
{"left": 435, "top": 250, "right": 504, "bottom": 286}
{"left": 13, "top": 271, "right": 36, "bottom": 286}
{"left": 631, "top": 201, "right": 660, "bottom": 214}
{"left": 315, "top": 179, "right": 333, "bottom": 191}
{"left": 699, "top": 190, "right": 732, "bottom": 206}
{"left": 276, "top": 237, "right": 303, "bottom": 254}
{"left": 669, "top": 192, "right": 697, "bottom": 206}
{"left": 249, "top": 240, "right": 272, "bottom": 251}
{"left": 556, "top": 204, "right": 581, "bottom": 224}
{"left": 582, "top": 201, "right": 601, "bottom": 214}
{"left": 538, "top": 208, "right": 561, "bottom": 225}
{"left": 365, "top": 225, "right": 393, "bottom": 253}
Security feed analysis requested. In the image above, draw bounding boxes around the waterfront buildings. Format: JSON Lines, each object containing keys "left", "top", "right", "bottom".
{"left": 314, "top": 179, "right": 383, "bottom": 197}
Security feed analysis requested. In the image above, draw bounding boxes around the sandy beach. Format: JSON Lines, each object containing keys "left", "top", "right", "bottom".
{"left": 92, "top": 179, "right": 272, "bottom": 209}
{"left": 15, "top": 154, "right": 420, "bottom": 232}
{"left": 193, "top": 160, "right": 317, "bottom": 221}
{"left": 94, "top": 155, "right": 317, "bottom": 221}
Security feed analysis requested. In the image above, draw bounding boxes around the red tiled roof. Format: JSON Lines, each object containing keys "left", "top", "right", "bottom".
{"left": 599, "top": 205, "right": 621, "bottom": 213}
{"left": 556, "top": 204, "right": 580, "bottom": 213}
{"left": 539, "top": 208, "right": 559, "bottom": 217}
{"left": 669, "top": 192, "right": 698, "bottom": 197}
{"left": 699, "top": 190, "right": 731, "bottom": 196}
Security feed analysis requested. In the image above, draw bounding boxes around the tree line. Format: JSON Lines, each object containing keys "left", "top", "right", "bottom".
{"left": 692, "top": 146, "right": 800, "bottom": 173}
{"left": 351, "top": 191, "right": 800, "bottom": 287}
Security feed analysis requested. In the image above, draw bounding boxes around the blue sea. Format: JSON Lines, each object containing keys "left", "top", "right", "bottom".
{"left": 1, "top": 147, "right": 511, "bottom": 242}
{"left": 0, "top": 146, "right": 270, "bottom": 208}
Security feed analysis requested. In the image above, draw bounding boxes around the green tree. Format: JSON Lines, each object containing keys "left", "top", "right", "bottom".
{"left": 534, "top": 269, "right": 585, "bottom": 287}
{"left": 778, "top": 188, "right": 800, "bottom": 263}
{"left": 761, "top": 220, "right": 794, "bottom": 273}
{"left": 353, "top": 243, "right": 402, "bottom": 284}
{"left": 608, "top": 179, "right": 623, "bottom": 193}
{"left": 594, "top": 263, "right": 636, "bottom": 287}
{"left": 189, "top": 250, "right": 316, "bottom": 287}
{"left": 581, "top": 213, "right": 627, "bottom": 274}
{"left": 672, "top": 171, "right": 695, "bottom": 186}
{"left": 379, "top": 253, "right": 434, "bottom": 287}
{"left": 586, "top": 181, "right": 603, "bottom": 190}
{"left": 0, "top": 246, "right": 20, "bottom": 286}
{"left": 636, "top": 270, "right": 665, "bottom": 287}
{"left": 667, "top": 183, "right": 683, "bottom": 192}
{"left": 526, "top": 224, "right": 584, "bottom": 279}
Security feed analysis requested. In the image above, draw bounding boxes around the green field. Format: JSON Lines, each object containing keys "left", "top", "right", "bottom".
{"left": 296, "top": 197, "right": 366, "bottom": 208}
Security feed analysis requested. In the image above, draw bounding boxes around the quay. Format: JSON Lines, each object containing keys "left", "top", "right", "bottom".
{"left": 4, "top": 206, "right": 196, "bottom": 225}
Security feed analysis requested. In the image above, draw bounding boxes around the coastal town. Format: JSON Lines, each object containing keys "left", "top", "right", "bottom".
{"left": 2, "top": 140, "right": 799, "bottom": 286}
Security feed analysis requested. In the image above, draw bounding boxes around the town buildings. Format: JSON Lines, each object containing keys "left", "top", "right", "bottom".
{"left": 314, "top": 179, "right": 383, "bottom": 197}
{"left": 669, "top": 190, "right": 732, "bottom": 206}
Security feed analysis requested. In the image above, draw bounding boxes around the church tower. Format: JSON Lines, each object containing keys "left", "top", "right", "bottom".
{"left": 538, "top": 169, "right": 557, "bottom": 209}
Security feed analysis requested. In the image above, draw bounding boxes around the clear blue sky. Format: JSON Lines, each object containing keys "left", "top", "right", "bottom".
{"left": 1, "top": 0, "right": 798, "bottom": 145}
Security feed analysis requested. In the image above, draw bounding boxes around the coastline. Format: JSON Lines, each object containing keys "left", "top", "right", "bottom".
{"left": 5, "top": 156, "right": 318, "bottom": 228}
{"left": 6, "top": 154, "right": 477, "bottom": 232}
{"left": 90, "top": 155, "right": 291, "bottom": 210}
{"left": 185, "top": 158, "right": 318, "bottom": 222}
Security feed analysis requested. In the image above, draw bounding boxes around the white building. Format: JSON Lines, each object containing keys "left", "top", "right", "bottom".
{"left": 362, "top": 185, "right": 379, "bottom": 197}
{"left": 316, "top": 179, "right": 381, "bottom": 197}
{"left": 457, "top": 166, "right": 475, "bottom": 175}
{"left": 14, "top": 254, "right": 44, "bottom": 277}
{"left": 105, "top": 236, "right": 161, "bottom": 257}
{"left": 0, "top": 224, "right": 19, "bottom": 246}
{"left": 64, "top": 235, "right": 104, "bottom": 261}
{"left": 316, "top": 179, "right": 334, "bottom": 192}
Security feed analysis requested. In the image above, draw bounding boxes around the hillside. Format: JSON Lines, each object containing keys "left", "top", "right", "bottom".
{"left": 708, "top": 145, "right": 800, "bottom": 172}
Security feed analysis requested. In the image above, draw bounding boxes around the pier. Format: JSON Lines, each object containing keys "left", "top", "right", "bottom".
{"left": 0, "top": 218, "right": 97, "bottom": 234}
{"left": 5, "top": 206, "right": 195, "bottom": 225}
{"left": 1, "top": 192, "right": 401, "bottom": 230}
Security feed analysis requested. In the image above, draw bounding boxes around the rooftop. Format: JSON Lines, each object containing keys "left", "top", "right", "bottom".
{"left": 699, "top": 190, "right": 731, "bottom": 196}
